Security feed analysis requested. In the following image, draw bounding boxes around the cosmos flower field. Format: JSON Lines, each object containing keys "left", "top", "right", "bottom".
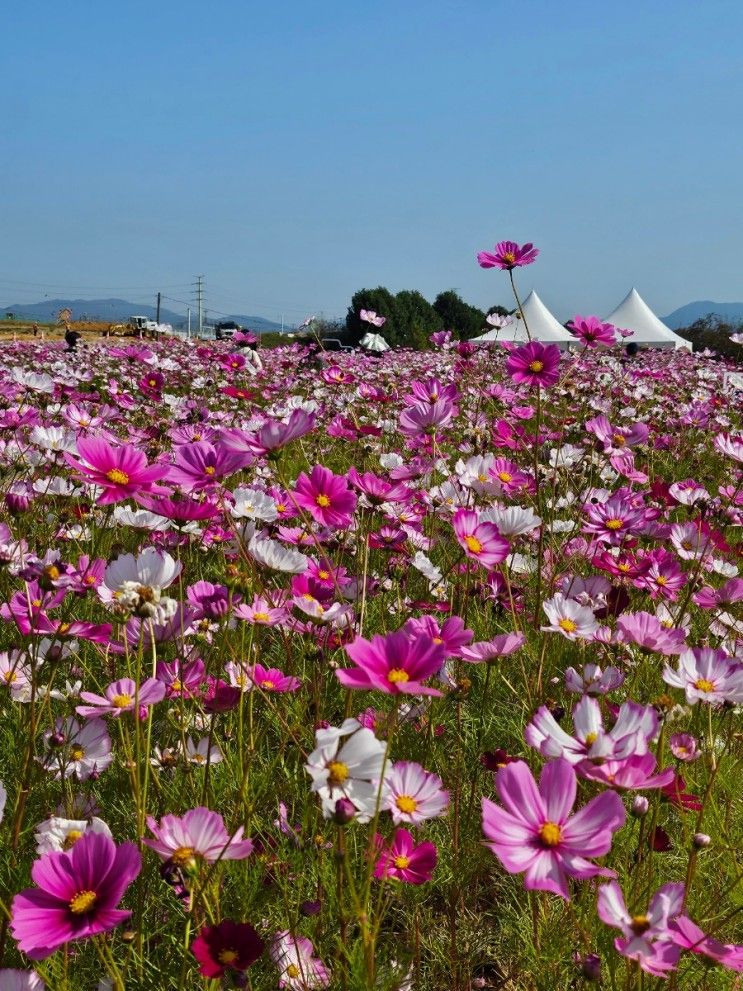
{"left": 0, "top": 295, "right": 741, "bottom": 989}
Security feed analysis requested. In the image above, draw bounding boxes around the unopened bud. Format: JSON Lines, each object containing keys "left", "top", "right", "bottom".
{"left": 693, "top": 832, "right": 711, "bottom": 849}
{"left": 300, "top": 899, "right": 322, "bottom": 916}
{"left": 576, "top": 953, "right": 602, "bottom": 982}
{"left": 334, "top": 798, "right": 356, "bottom": 825}
{"left": 631, "top": 796, "right": 649, "bottom": 818}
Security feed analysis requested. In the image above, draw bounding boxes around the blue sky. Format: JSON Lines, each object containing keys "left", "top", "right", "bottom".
{"left": 2, "top": 0, "right": 741, "bottom": 324}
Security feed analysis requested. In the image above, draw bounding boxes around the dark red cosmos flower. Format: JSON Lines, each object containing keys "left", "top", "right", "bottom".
{"left": 191, "top": 920, "right": 264, "bottom": 978}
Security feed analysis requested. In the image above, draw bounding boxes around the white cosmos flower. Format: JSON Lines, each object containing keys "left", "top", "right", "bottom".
{"left": 548, "top": 444, "right": 585, "bottom": 469}
{"left": 305, "top": 719, "right": 388, "bottom": 823}
{"left": 35, "top": 815, "right": 112, "bottom": 855}
{"left": 29, "top": 426, "right": 78, "bottom": 453}
{"left": 481, "top": 505, "right": 541, "bottom": 537}
{"left": 32, "top": 476, "right": 78, "bottom": 497}
{"left": 455, "top": 455, "right": 499, "bottom": 495}
{"left": 411, "top": 552, "right": 443, "bottom": 587}
{"left": 542, "top": 594, "right": 598, "bottom": 640}
{"left": 113, "top": 506, "right": 171, "bottom": 530}
{"left": 248, "top": 536, "right": 308, "bottom": 574}
{"left": 230, "top": 487, "right": 278, "bottom": 522}
{"left": 104, "top": 548, "right": 181, "bottom": 592}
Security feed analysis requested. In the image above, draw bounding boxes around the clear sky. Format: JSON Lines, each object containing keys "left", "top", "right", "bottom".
{"left": 2, "top": 0, "right": 742, "bottom": 325}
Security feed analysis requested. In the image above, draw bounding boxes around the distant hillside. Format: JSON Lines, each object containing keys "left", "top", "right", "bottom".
{"left": 0, "top": 297, "right": 285, "bottom": 332}
{"left": 662, "top": 300, "right": 743, "bottom": 329}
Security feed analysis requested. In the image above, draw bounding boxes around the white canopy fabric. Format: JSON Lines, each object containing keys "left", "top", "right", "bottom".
{"left": 604, "top": 288, "right": 691, "bottom": 351}
{"left": 471, "top": 290, "right": 575, "bottom": 349}
{"left": 359, "top": 332, "right": 390, "bottom": 352}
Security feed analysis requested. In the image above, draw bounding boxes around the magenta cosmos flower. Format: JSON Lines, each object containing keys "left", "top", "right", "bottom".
{"left": 337, "top": 630, "right": 446, "bottom": 696}
{"left": 76, "top": 677, "right": 166, "bottom": 719}
{"left": 477, "top": 240, "right": 539, "bottom": 270}
{"left": 374, "top": 828, "right": 437, "bottom": 884}
{"left": 569, "top": 315, "right": 617, "bottom": 348}
{"left": 482, "top": 758, "right": 626, "bottom": 900}
{"left": 10, "top": 831, "right": 141, "bottom": 959}
{"left": 506, "top": 341, "right": 561, "bottom": 388}
{"left": 597, "top": 881, "right": 684, "bottom": 977}
{"left": 191, "top": 920, "right": 264, "bottom": 978}
{"left": 293, "top": 465, "right": 356, "bottom": 528}
{"left": 65, "top": 436, "right": 168, "bottom": 505}
{"left": 144, "top": 807, "right": 254, "bottom": 867}
{"left": 452, "top": 509, "right": 509, "bottom": 569}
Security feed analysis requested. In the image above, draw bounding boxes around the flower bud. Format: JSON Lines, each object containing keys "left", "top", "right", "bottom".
{"left": 334, "top": 798, "right": 356, "bottom": 825}
{"left": 693, "top": 832, "right": 711, "bottom": 849}
{"left": 631, "top": 796, "right": 649, "bottom": 817}
{"left": 575, "top": 953, "right": 602, "bottom": 982}
{"left": 300, "top": 899, "right": 322, "bottom": 916}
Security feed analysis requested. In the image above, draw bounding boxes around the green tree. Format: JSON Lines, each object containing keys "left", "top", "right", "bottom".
{"left": 433, "top": 290, "right": 486, "bottom": 341}
{"left": 393, "top": 290, "right": 443, "bottom": 348}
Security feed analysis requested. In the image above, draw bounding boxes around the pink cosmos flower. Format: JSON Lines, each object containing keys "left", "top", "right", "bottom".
{"left": 398, "top": 399, "right": 455, "bottom": 437}
{"left": 669, "top": 916, "right": 743, "bottom": 972}
{"left": 234, "top": 596, "right": 288, "bottom": 626}
{"left": 293, "top": 466, "right": 357, "bottom": 528}
{"left": 583, "top": 496, "right": 648, "bottom": 544}
{"left": 579, "top": 753, "right": 675, "bottom": 791}
{"left": 65, "top": 436, "right": 168, "bottom": 505}
{"left": 76, "top": 678, "right": 166, "bottom": 719}
{"left": 477, "top": 240, "right": 539, "bottom": 270}
{"left": 526, "top": 698, "right": 658, "bottom": 766}
{"left": 167, "top": 441, "right": 249, "bottom": 492}
{"left": 585, "top": 415, "right": 650, "bottom": 452}
{"left": 668, "top": 733, "right": 699, "bottom": 762}
{"left": 452, "top": 509, "right": 509, "bottom": 569}
{"left": 569, "top": 316, "right": 617, "bottom": 348}
{"left": 663, "top": 647, "right": 743, "bottom": 705}
{"left": 225, "top": 409, "right": 316, "bottom": 457}
{"left": 359, "top": 309, "right": 386, "bottom": 327}
{"left": 403, "top": 615, "right": 473, "bottom": 656}
{"left": 245, "top": 664, "right": 301, "bottom": 693}
{"left": 541, "top": 594, "right": 599, "bottom": 641}
{"left": 144, "top": 807, "right": 254, "bottom": 866}
{"left": 616, "top": 611, "right": 687, "bottom": 655}
{"left": 506, "top": 341, "right": 561, "bottom": 388}
{"left": 337, "top": 630, "right": 445, "bottom": 696}
{"left": 383, "top": 761, "right": 449, "bottom": 824}
{"left": 564, "top": 663, "right": 624, "bottom": 695}
{"left": 597, "top": 881, "right": 684, "bottom": 977}
{"left": 10, "top": 831, "right": 141, "bottom": 959}
{"left": 481, "top": 758, "right": 626, "bottom": 900}
{"left": 270, "top": 931, "right": 331, "bottom": 989}
{"left": 374, "top": 828, "right": 437, "bottom": 884}
{"left": 458, "top": 632, "right": 526, "bottom": 664}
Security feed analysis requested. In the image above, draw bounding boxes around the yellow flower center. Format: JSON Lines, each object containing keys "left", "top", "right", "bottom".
{"left": 393, "top": 855, "right": 411, "bottom": 869}
{"left": 539, "top": 822, "right": 562, "bottom": 847}
{"left": 44, "top": 565, "right": 61, "bottom": 580}
{"left": 218, "top": 948, "right": 238, "bottom": 965}
{"left": 204, "top": 465, "right": 216, "bottom": 476}
{"left": 464, "top": 535, "right": 483, "bottom": 554}
{"left": 318, "top": 570, "right": 330, "bottom": 580}
{"left": 694, "top": 678, "right": 715, "bottom": 693}
{"left": 276, "top": 502, "right": 287, "bottom": 513}
{"left": 558, "top": 618, "right": 577, "bottom": 633}
{"left": 286, "top": 964, "right": 301, "bottom": 978}
{"left": 631, "top": 914, "right": 651, "bottom": 935}
{"left": 69, "top": 890, "right": 97, "bottom": 914}
{"left": 63, "top": 830, "right": 84, "bottom": 849}
{"left": 253, "top": 611, "right": 270, "bottom": 622}
{"left": 502, "top": 252, "right": 516, "bottom": 265}
{"left": 171, "top": 846, "right": 196, "bottom": 867}
{"left": 605, "top": 518, "right": 624, "bottom": 530}
{"left": 497, "top": 471, "right": 513, "bottom": 483}
{"left": 613, "top": 434, "right": 626, "bottom": 446}
{"left": 528, "top": 360, "right": 544, "bottom": 373}
{"left": 170, "top": 679, "right": 183, "bottom": 692}
{"left": 70, "top": 746, "right": 85, "bottom": 761}
{"left": 656, "top": 576, "right": 667, "bottom": 586}
{"left": 395, "top": 795, "right": 418, "bottom": 814}
{"left": 316, "top": 494, "right": 331, "bottom": 508}
{"left": 3, "top": 671, "right": 17, "bottom": 683}
{"left": 31, "top": 599, "right": 42, "bottom": 608}
{"left": 260, "top": 679, "right": 276, "bottom": 690}
{"left": 328, "top": 761, "right": 349, "bottom": 786}
{"left": 111, "top": 693, "right": 133, "bottom": 708}
{"left": 584, "top": 732, "right": 598, "bottom": 746}
{"left": 106, "top": 468, "right": 130, "bottom": 485}
{"left": 387, "top": 668, "right": 410, "bottom": 684}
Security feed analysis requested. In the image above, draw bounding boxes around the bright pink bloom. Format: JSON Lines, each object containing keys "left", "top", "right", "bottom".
{"left": 668, "top": 733, "right": 699, "bottom": 762}
{"left": 293, "top": 466, "right": 356, "bottom": 528}
{"left": 459, "top": 632, "right": 525, "bottom": 664}
{"left": 337, "top": 630, "right": 445, "bottom": 696}
{"left": 477, "top": 240, "right": 539, "bottom": 270}
{"left": 76, "top": 678, "right": 166, "bottom": 719}
{"left": 144, "top": 807, "right": 254, "bottom": 864}
{"left": 246, "top": 664, "right": 301, "bottom": 693}
{"left": 669, "top": 916, "right": 743, "bottom": 971}
{"left": 569, "top": 316, "right": 617, "bottom": 348}
{"left": 403, "top": 615, "right": 473, "bottom": 656}
{"left": 167, "top": 442, "right": 249, "bottom": 492}
{"left": 452, "top": 509, "right": 509, "bottom": 569}
{"left": 505, "top": 341, "right": 561, "bottom": 388}
{"left": 578, "top": 754, "right": 675, "bottom": 791}
{"left": 482, "top": 758, "right": 626, "bottom": 900}
{"left": 398, "top": 399, "right": 455, "bottom": 437}
{"left": 65, "top": 436, "right": 167, "bottom": 505}
{"left": 10, "top": 831, "right": 141, "bottom": 959}
{"left": 234, "top": 596, "right": 288, "bottom": 627}
{"left": 374, "top": 828, "right": 437, "bottom": 884}
{"left": 616, "top": 611, "right": 687, "bottom": 655}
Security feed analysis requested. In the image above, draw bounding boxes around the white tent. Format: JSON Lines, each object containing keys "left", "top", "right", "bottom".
{"left": 604, "top": 288, "right": 691, "bottom": 351}
{"left": 359, "top": 332, "right": 390, "bottom": 353}
{"left": 471, "top": 290, "right": 575, "bottom": 350}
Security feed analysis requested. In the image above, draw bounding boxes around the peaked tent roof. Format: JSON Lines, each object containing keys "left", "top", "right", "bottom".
{"left": 471, "top": 290, "right": 575, "bottom": 348}
{"left": 604, "top": 288, "right": 692, "bottom": 350}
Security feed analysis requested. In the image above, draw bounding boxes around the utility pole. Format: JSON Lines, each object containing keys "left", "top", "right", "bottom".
{"left": 187, "top": 307, "right": 191, "bottom": 339}
{"left": 156, "top": 292, "right": 161, "bottom": 324}
{"left": 192, "top": 276, "right": 204, "bottom": 338}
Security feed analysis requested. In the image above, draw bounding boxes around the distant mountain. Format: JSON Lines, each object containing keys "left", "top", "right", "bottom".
{"left": 0, "top": 297, "right": 286, "bottom": 332}
{"left": 662, "top": 300, "right": 743, "bottom": 329}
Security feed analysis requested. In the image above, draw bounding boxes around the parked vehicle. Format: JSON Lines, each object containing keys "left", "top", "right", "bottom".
{"left": 215, "top": 321, "right": 241, "bottom": 341}
{"left": 129, "top": 315, "right": 159, "bottom": 334}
